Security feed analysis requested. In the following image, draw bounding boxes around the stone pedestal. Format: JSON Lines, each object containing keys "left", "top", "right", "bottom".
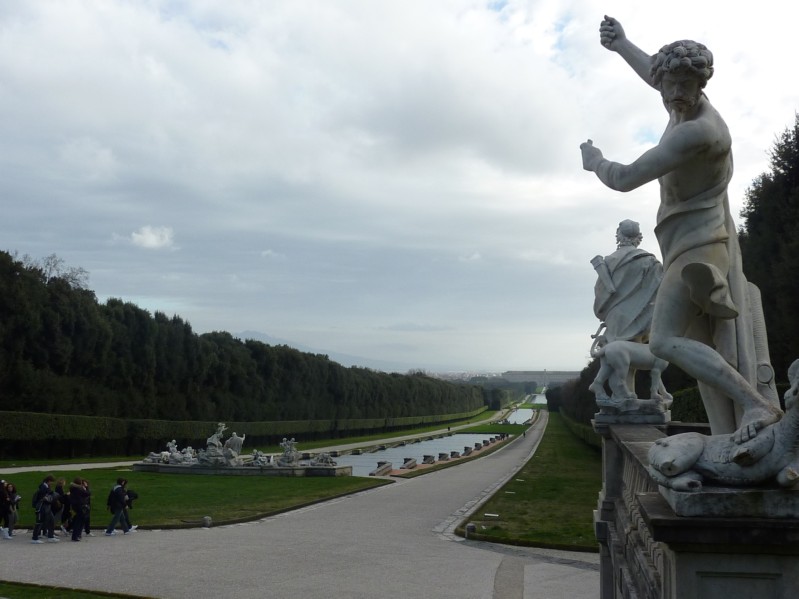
{"left": 639, "top": 492, "right": 799, "bottom": 599}
{"left": 659, "top": 484, "right": 799, "bottom": 518}
{"left": 593, "top": 422, "right": 799, "bottom": 599}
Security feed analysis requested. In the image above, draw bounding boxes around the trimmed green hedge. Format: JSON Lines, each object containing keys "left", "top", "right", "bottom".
{"left": 0, "top": 407, "right": 488, "bottom": 458}
{"left": 0, "top": 411, "right": 129, "bottom": 441}
{"left": 560, "top": 410, "right": 601, "bottom": 450}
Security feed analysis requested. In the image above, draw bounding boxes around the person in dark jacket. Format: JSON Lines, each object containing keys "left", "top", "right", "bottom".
{"left": 81, "top": 478, "right": 94, "bottom": 536}
{"left": 31, "top": 475, "right": 58, "bottom": 543}
{"left": 53, "top": 477, "right": 71, "bottom": 535}
{"left": 0, "top": 480, "right": 11, "bottom": 540}
{"left": 104, "top": 478, "right": 133, "bottom": 536}
{"left": 68, "top": 477, "right": 91, "bottom": 542}
{"left": 2, "top": 482, "right": 21, "bottom": 538}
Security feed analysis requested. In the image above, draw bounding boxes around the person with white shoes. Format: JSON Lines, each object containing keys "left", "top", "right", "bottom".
{"left": 31, "top": 475, "right": 58, "bottom": 544}
{"left": 104, "top": 478, "right": 133, "bottom": 536}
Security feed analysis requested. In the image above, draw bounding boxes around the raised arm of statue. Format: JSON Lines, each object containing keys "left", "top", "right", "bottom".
{"left": 599, "top": 16, "right": 656, "bottom": 89}
{"left": 582, "top": 117, "right": 721, "bottom": 193}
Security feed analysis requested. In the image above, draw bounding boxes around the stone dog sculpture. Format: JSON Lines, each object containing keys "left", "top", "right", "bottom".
{"left": 589, "top": 335, "right": 672, "bottom": 407}
{"left": 648, "top": 359, "right": 799, "bottom": 491}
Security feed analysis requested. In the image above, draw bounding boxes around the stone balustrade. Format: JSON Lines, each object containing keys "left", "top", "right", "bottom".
{"left": 594, "top": 421, "right": 799, "bottom": 599}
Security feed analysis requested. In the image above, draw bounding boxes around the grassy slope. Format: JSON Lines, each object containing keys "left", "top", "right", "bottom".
{"left": 459, "top": 412, "right": 601, "bottom": 551}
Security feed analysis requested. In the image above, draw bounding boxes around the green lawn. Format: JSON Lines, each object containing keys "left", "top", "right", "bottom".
{"left": 7, "top": 470, "right": 389, "bottom": 530}
{"left": 458, "top": 412, "right": 601, "bottom": 551}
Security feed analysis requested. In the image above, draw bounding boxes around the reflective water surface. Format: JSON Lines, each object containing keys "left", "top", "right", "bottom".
{"left": 331, "top": 433, "right": 508, "bottom": 477}
{"left": 505, "top": 408, "right": 535, "bottom": 425}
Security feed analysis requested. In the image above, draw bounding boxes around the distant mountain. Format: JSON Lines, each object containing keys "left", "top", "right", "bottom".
{"left": 234, "top": 330, "right": 424, "bottom": 373}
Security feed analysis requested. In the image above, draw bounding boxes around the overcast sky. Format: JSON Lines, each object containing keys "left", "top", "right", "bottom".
{"left": 2, "top": 0, "right": 796, "bottom": 373}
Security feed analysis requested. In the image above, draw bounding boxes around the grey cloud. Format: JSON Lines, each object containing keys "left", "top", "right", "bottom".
{"left": 0, "top": 0, "right": 793, "bottom": 372}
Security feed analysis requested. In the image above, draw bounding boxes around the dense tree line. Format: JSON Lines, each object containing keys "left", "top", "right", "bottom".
{"left": 467, "top": 376, "right": 531, "bottom": 410}
{"left": 0, "top": 251, "right": 485, "bottom": 421}
{"left": 739, "top": 113, "right": 799, "bottom": 379}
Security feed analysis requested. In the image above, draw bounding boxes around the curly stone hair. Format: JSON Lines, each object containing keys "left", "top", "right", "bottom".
{"left": 616, "top": 219, "right": 643, "bottom": 248}
{"left": 650, "top": 40, "right": 714, "bottom": 88}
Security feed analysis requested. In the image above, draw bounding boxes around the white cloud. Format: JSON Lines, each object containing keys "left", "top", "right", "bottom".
{"left": 131, "top": 226, "right": 175, "bottom": 250}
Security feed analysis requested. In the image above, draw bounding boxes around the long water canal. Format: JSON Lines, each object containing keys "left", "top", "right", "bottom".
{"left": 335, "top": 407, "right": 536, "bottom": 476}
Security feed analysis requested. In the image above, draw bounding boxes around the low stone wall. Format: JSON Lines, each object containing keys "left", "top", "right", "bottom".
{"left": 594, "top": 422, "right": 799, "bottom": 599}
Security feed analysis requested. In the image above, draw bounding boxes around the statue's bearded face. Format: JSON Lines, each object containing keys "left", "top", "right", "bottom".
{"left": 660, "top": 71, "right": 702, "bottom": 113}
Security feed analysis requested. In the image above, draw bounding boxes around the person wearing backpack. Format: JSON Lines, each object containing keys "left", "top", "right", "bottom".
{"left": 68, "top": 477, "right": 90, "bottom": 542}
{"left": 31, "top": 475, "right": 58, "bottom": 544}
{"left": 104, "top": 478, "right": 135, "bottom": 536}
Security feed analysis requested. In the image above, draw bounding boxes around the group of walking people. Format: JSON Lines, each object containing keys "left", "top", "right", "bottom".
{"left": 1, "top": 474, "right": 138, "bottom": 543}
{"left": 30, "top": 475, "right": 95, "bottom": 543}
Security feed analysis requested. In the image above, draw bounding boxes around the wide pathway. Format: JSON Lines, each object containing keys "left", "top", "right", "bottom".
{"left": 0, "top": 412, "right": 599, "bottom": 598}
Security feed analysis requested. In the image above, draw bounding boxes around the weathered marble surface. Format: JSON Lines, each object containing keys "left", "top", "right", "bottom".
{"left": 648, "top": 359, "right": 799, "bottom": 493}
{"left": 581, "top": 15, "right": 781, "bottom": 440}
{"left": 277, "top": 437, "right": 300, "bottom": 467}
{"left": 589, "top": 220, "right": 670, "bottom": 416}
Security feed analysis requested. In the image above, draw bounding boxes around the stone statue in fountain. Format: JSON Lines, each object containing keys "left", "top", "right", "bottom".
{"left": 167, "top": 440, "right": 184, "bottom": 464}
{"left": 143, "top": 447, "right": 169, "bottom": 464}
{"left": 310, "top": 452, "right": 337, "bottom": 467}
{"left": 141, "top": 424, "right": 246, "bottom": 467}
{"left": 222, "top": 432, "right": 246, "bottom": 466}
{"left": 277, "top": 437, "right": 300, "bottom": 467}
{"left": 249, "top": 449, "right": 274, "bottom": 467}
{"left": 144, "top": 439, "right": 196, "bottom": 465}
{"left": 581, "top": 15, "right": 793, "bottom": 490}
{"left": 197, "top": 423, "right": 247, "bottom": 466}
{"left": 589, "top": 219, "right": 671, "bottom": 414}
{"left": 206, "top": 423, "right": 227, "bottom": 449}
{"left": 181, "top": 446, "right": 197, "bottom": 464}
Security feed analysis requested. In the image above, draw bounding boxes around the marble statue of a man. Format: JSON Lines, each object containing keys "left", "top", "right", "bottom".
{"left": 580, "top": 16, "right": 781, "bottom": 442}
{"left": 589, "top": 219, "right": 666, "bottom": 404}
{"left": 592, "top": 219, "right": 662, "bottom": 344}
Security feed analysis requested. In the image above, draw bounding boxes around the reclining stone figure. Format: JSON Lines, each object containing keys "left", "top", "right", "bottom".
{"left": 648, "top": 359, "right": 799, "bottom": 491}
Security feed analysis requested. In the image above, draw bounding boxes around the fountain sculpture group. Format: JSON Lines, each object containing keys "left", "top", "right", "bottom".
{"left": 136, "top": 423, "right": 349, "bottom": 477}
{"left": 581, "top": 15, "right": 799, "bottom": 599}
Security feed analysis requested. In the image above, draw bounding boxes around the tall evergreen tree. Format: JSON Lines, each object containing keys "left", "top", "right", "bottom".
{"left": 739, "top": 113, "right": 799, "bottom": 378}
